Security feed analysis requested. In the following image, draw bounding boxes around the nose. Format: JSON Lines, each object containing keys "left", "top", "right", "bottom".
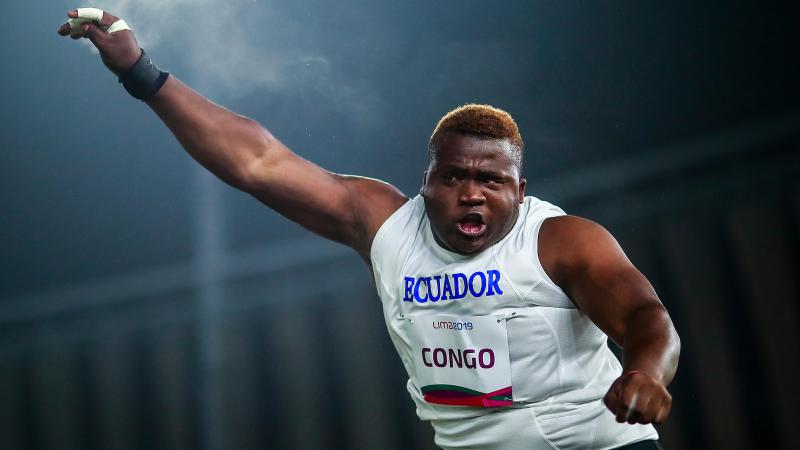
{"left": 458, "top": 180, "right": 485, "bottom": 206}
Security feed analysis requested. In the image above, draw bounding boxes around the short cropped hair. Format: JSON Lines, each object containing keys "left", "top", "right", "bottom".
{"left": 428, "top": 104, "right": 524, "bottom": 169}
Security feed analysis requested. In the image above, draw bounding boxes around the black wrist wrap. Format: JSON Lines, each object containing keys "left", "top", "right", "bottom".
{"left": 118, "top": 49, "right": 170, "bottom": 101}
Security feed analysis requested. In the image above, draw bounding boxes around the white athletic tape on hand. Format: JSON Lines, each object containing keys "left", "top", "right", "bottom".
{"left": 68, "top": 18, "right": 93, "bottom": 37}
{"left": 76, "top": 8, "right": 104, "bottom": 22}
{"left": 69, "top": 8, "right": 103, "bottom": 37}
{"left": 107, "top": 19, "right": 131, "bottom": 34}
{"left": 68, "top": 12, "right": 130, "bottom": 37}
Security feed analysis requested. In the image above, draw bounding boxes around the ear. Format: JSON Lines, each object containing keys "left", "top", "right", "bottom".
{"left": 518, "top": 177, "right": 526, "bottom": 203}
{"left": 420, "top": 171, "right": 428, "bottom": 196}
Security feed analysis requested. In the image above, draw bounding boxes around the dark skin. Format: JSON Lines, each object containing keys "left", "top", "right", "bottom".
{"left": 422, "top": 134, "right": 526, "bottom": 255}
{"left": 59, "top": 9, "right": 679, "bottom": 426}
{"left": 540, "top": 218, "right": 679, "bottom": 424}
{"left": 423, "top": 134, "right": 679, "bottom": 425}
{"left": 58, "top": 9, "right": 406, "bottom": 261}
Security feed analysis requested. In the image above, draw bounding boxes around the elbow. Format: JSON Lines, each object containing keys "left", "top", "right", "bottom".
{"left": 251, "top": 121, "right": 277, "bottom": 152}
{"left": 671, "top": 321, "right": 682, "bottom": 362}
{"left": 661, "top": 306, "right": 681, "bottom": 383}
{"left": 236, "top": 121, "right": 279, "bottom": 192}
{"left": 247, "top": 122, "right": 278, "bottom": 167}
{"left": 657, "top": 303, "right": 681, "bottom": 356}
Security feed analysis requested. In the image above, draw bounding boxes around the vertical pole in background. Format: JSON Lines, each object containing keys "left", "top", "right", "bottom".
{"left": 193, "top": 167, "right": 226, "bottom": 450}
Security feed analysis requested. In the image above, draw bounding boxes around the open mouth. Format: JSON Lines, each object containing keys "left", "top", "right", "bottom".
{"left": 456, "top": 212, "right": 487, "bottom": 238}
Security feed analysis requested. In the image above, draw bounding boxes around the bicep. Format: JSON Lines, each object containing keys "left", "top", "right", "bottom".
{"left": 540, "top": 216, "right": 662, "bottom": 346}
{"left": 242, "top": 139, "right": 407, "bottom": 254}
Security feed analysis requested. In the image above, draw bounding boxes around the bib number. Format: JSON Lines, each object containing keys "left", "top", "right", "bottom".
{"left": 408, "top": 314, "right": 513, "bottom": 407}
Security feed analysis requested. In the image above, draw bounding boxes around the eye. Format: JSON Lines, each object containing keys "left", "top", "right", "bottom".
{"left": 442, "top": 174, "right": 457, "bottom": 184}
{"left": 480, "top": 174, "right": 504, "bottom": 184}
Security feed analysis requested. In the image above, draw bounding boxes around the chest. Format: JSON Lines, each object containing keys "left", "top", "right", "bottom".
{"left": 386, "top": 247, "right": 540, "bottom": 318}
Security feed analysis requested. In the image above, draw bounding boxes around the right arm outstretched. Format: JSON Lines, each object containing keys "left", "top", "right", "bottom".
{"left": 59, "top": 8, "right": 408, "bottom": 260}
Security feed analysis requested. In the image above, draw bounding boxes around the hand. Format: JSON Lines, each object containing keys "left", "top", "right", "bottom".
{"left": 603, "top": 370, "right": 672, "bottom": 425}
{"left": 57, "top": 9, "right": 142, "bottom": 76}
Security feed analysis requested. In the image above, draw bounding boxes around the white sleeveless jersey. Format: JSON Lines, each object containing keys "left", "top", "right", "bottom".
{"left": 370, "top": 195, "right": 659, "bottom": 446}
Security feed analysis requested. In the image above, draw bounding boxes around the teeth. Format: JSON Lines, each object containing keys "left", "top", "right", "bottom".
{"left": 458, "top": 221, "right": 485, "bottom": 236}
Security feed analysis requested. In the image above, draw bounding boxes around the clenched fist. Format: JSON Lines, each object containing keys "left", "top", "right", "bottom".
{"left": 603, "top": 370, "right": 672, "bottom": 425}
{"left": 57, "top": 8, "right": 141, "bottom": 76}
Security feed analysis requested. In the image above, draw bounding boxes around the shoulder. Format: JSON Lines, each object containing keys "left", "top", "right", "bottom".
{"left": 343, "top": 175, "right": 409, "bottom": 214}
{"left": 517, "top": 196, "right": 567, "bottom": 236}
{"left": 337, "top": 175, "right": 409, "bottom": 259}
{"left": 516, "top": 196, "right": 567, "bottom": 247}
{"left": 539, "top": 215, "right": 609, "bottom": 240}
{"left": 369, "top": 195, "right": 425, "bottom": 274}
{"left": 351, "top": 177, "right": 410, "bottom": 236}
{"left": 538, "top": 215, "right": 625, "bottom": 285}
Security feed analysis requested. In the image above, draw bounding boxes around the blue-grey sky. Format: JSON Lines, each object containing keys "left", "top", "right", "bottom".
{"left": 1, "top": 0, "right": 797, "bottom": 298}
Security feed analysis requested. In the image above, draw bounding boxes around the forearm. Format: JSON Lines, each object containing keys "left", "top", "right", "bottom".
{"left": 620, "top": 304, "right": 681, "bottom": 386}
{"left": 145, "top": 76, "right": 271, "bottom": 189}
{"left": 58, "top": 7, "right": 403, "bottom": 253}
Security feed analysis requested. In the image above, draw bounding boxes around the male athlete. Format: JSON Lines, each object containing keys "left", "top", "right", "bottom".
{"left": 59, "top": 8, "right": 680, "bottom": 449}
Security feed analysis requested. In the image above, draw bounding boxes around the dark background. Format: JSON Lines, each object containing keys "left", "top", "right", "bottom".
{"left": 1, "top": 1, "right": 798, "bottom": 449}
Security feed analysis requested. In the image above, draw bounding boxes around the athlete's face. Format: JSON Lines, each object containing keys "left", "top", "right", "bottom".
{"left": 422, "top": 133, "right": 526, "bottom": 255}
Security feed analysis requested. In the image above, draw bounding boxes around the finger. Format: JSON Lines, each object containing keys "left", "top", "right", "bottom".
{"left": 629, "top": 395, "right": 654, "bottom": 424}
{"left": 76, "top": 8, "right": 104, "bottom": 22}
{"left": 58, "top": 22, "right": 72, "bottom": 36}
{"left": 623, "top": 391, "right": 640, "bottom": 423}
{"left": 99, "top": 12, "right": 121, "bottom": 28}
{"left": 61, "top": 17, "right": 128, "bottom": 38}
{"left": 603, "top": 389, "right": 620, "bottom": 414}
{"left": 75, "top": 8, "right": 121, "bottom": 29}
{"left": 618, "top": 384, "right": 640, "bottom": 423}
{"left": 654, "top": 397, "right": 672, "bottom": 424}
{"left": 66, "top": 18, "right": 94, "bottom": 37}
{"left": 81, "top": 23, "right": 109, "bottom": 45}
{"left": 64, "top": 9, "right": 114, "bottom": 37}
{"left": 603, "top": 380, "right": 624, "bottom": 414}
{"left": 627, "top": 409, "right": 644, "bottom": 424}
{"left": 107, "top": 20, "right": 132, "bottom": 35}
